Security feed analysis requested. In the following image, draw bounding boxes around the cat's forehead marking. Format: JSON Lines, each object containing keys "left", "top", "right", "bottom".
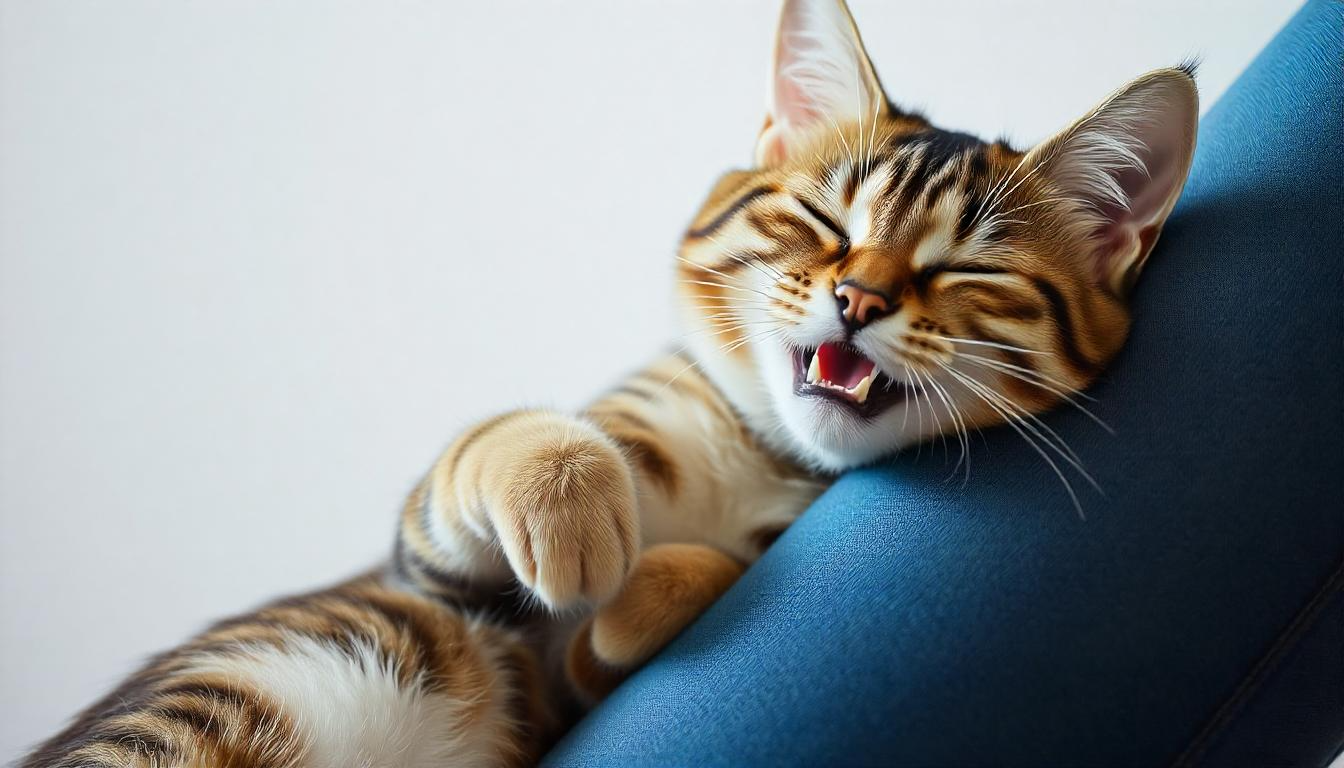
{"left": 824, "top": 145, "right": 970, "bottom": 267}
{"left": 844, "top": 162, "right": 890, "bottom": 248}
{"left": 911, "top": 203, "right": 959, "bottom": 270}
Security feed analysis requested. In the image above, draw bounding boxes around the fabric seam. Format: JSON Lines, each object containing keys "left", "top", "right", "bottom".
{"left": 1171, "top": 555, "right": 1344, "bottom": 767}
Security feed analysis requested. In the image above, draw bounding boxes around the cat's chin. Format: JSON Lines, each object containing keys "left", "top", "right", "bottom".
{"left": 774, "top": 392, "right": 918, "bottom": 472}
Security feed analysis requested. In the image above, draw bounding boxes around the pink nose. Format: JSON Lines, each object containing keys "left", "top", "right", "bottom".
{"left": 835, "top": 282, "right": 890, "bottom": 329}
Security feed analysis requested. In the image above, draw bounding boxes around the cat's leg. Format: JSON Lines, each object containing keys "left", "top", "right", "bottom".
{"left": 22, "top": 575, "right": 555, "bottom": 768}
{"left": 396, "top": 409, "right": 641, "bottom": 609}
{"left": 564, "top": 543, "right": 744, "bottom": 701}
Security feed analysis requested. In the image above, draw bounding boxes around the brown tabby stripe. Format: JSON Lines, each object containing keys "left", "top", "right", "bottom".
{"left": 882, "top": 153, "right": 937, "bottom": 228}
{"left": 587, "top": 390, "right": 682, "bottom": 496}
{"left": 648, "top": 353, "right": 805, "bottom": 481}
{"left": 697, "top": 248, "right": 778, "bottom": 278}
{"left": 22, "top": 653, "right": 301, "bottom": 768}
{"left": 608, "top": 381, "right": 659, "bottom": 402}
{"left": 396, "top": 514, "right": 540, "bottom": 623}
{"left": 842, "top": 163, "right": 864, "bottom": 205}
{"left": 746, "top": 209, "right": 823, "bottom": 252}
{"left": 879, "top": 149, "right": 915, "bottom": 205}
{"left": 794, "top": 196, "right": 847, "bottom": 242}
{"left": 494, "top": 641, "right": 561, "bottom": 762}
{"left": 638, "top": 363, "right": 738, "bottom": 428}
{"left": 445, "top": 410, "right": 522, "bottom": 481}
{"left": 23, "top": 568, "right": 548, "bottom": 768}
{"left": 954, "top": 193, "right": 984, "bottom": 242}
{"left": 952, "top": 281, "right": 1044, "bottom": 321}
{"left": 884, "top": 134, "right": 952, "bottom": 208}
{"left": 685, "top": 184, "right": 776, "bottom": 239}
{"left": 921, "top": 165, "right": 961, "bottom": 209}
{"left": 617, "top": 435, "right": 679, "bottom": 495}
{"left": 1028, "top": 276, "right": 1098, "bottom": 374}
{"left": 198, "top": 583, "right": 438, "bottom": 688}
{"left": 967, "top": 146, "right": 991, "bottom": 179}
{"left": 959, "top": 320, "right": 1056, "bottom": 403}
{"left": 586, "top": 403, "right": 657, "bottom": 434}
{"left": 145, "top": 675, "right": 291, "bottom": 765}
{"left": 963, "top": 320, "right": 1037, "bottom": 372}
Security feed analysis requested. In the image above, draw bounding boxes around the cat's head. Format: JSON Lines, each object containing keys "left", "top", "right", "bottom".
{"left": 677, "top": 0, "right": 1197, "bottom": 472}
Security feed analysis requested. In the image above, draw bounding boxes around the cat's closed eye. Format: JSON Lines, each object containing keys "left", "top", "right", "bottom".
{"left": 941, "top": 264, "right": 1011, "bottom": 276}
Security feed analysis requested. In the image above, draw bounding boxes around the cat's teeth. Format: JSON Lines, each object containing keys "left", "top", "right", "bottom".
{"left": 807, "top": 350, "right": 821, "bottom": 384}
{"left": 852, "top": 374, "right": 873, "bottom": 404}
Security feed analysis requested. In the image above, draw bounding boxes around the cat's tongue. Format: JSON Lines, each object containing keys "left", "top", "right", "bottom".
{"left": 815, "top": 342, "right": 876, "bottom": 389}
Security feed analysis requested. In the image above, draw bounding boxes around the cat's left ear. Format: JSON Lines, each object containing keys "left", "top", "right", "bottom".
{"left": 755, "top": 0, "right": 890, "bottom": 168}
{"left": 1025, "top": 67, "right": 1198, "bottom": 296}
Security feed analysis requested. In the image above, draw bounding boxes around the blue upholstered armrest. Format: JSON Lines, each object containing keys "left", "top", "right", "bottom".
{"left": 545, "top": 3, "right": 1344, "bottom": 765}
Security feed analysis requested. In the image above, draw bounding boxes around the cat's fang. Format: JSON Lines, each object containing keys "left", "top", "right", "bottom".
{"left": 852, "top": 374, "right": 873, "bottom": 404}
{"left": 807, "top": 351, "right": 821, "bottom": 384}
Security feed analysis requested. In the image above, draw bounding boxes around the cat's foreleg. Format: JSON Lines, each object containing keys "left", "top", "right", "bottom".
{"left": 396, "top": 409, "right": 641, "bottom": 609}
{"left": 564, "top": 543, "right": 744, "bottom": 701}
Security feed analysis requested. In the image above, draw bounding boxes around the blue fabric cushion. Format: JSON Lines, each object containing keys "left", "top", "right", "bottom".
{"left": 544, "top": 2, "right": 1344, "bottom": 765}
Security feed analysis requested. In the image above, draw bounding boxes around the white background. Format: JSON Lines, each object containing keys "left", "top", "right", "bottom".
{"left": 0, "top": 0, "right": 1297, "bottom": 758}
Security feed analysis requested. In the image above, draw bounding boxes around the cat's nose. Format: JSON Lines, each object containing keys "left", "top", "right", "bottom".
{"left": 835, "top": 282, "right": 890, "bottom": 330}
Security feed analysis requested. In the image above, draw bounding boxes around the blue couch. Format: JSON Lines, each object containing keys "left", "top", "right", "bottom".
{"left": 546, "top": 3, "right": 1344, "bottom": 765}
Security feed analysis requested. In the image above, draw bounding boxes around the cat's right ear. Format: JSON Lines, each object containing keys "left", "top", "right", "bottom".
{"left": 1022, "top": 67, "right": 1199, "bottom": 296}
{"left": 755, "top": 0, "right": 889, "bottom": 168}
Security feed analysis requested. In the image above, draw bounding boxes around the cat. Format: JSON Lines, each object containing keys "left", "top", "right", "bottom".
{"left": 21, "top": 0, "right": 1197, "bottom": 765}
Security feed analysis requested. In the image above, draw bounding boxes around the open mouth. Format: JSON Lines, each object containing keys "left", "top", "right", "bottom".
{"left": 792, "top": 342, "right": 914, "bottom": 417}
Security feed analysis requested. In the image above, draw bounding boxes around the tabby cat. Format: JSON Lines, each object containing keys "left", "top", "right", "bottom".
{"left": 23, "top": 1, "right": 1197, "bottom": 765}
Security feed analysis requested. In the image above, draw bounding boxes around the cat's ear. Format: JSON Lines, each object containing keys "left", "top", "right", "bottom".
{"left": 1025, "top": 67, "right": 1199, "bottom": 296}
{"left": 755, "top": 0, "right": 889, "bottom": 168}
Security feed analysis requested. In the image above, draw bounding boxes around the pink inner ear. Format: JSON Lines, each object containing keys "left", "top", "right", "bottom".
{"left": 758, "top": 62, "right": 817, "bottom": 166}
{"left": 1083, "top": 88, "right": 1194, "bottom": 291}
{"left": 757, "top": 127, "right": 789, "bottom": 168}
{"left": 1122, "top": 135, "right": 1185, "bottom": 228}
{"left": 774, "top": 71, "right": 823, "bottom": 129}
{"left": 1088, "top": 162, "right": 1156, "bottom": 284}
{"left": 758, "top": 0, "right": 883, "bottom": 167}
{"left": 1091, "top": 220, "right": 1161, "bottom": 288}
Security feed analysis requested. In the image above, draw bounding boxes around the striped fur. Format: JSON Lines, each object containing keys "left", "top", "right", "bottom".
{"left": 23, "top": 1, "right": 1198, "bottom": 765}
{"left": 22, "top": 358, "right": 820, "bottom": 767}
{"left": 22, "top": 573, "right": 552, "bottom": 767}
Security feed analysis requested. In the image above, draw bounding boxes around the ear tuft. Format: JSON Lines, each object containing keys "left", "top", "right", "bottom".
{"left": 1026, "top": 68, "right": 1198, "bottom": 295}
{"left": 1174, "top": 56, "right": 1201, "bottom": 80}
{"left": 756, "top": 0, "right": 887, "bottom": 168}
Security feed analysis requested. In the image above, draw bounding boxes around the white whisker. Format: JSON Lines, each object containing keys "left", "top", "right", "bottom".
{"left": 676, "top": 255, "right": 775, "bottom": 288}
{"left": 904, "top": 363, "right": 926, "bottom": 460}
{"left": 681, "top": 279, "right": 788, "bottom": 303}
{"left": 928, "top": 334, "right": 1045, "bottom": 356}
{"left": 954, "top": 352, "right": 1114, "bottom": 434}
{"left": 924, "top": 373, "right": 971, "bottom": 484}
{"left": 944, "top": 364, "right": 1102, "bottom": 496}
{"left": 940, "top": 363, "right": 1085, "bottom": 518}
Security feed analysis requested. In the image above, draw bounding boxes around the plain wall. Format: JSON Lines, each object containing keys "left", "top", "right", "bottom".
{"left": 0, "top": 0, "right": 1296, "bottom": 758}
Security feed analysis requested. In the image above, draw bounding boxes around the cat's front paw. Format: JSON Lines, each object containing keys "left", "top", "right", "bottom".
{"left": 565, "top": 543, "right": 744, "bottom": 702}
{"left": 492, "top": 419, "right": 639, "bottom": 609}
{"left": 589, "top": 543, "right": 743, "bottom": 666}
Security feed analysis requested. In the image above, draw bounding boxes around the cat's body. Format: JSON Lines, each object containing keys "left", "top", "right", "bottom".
{"left": 23, "top": 1, "right": 1198, "bottom": 765}
{"left": 23, "top": 357, "right": 821, "bottom": 768}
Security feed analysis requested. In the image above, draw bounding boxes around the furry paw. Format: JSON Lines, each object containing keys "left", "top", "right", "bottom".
{"left": 491, "top": 418, "right": 639, "bottom": 609}
{"left": 591, "top": 543, "right": 743, "bottom": 667}
{"left": 565, "top": 543, "right": 743, "bottom": 702}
